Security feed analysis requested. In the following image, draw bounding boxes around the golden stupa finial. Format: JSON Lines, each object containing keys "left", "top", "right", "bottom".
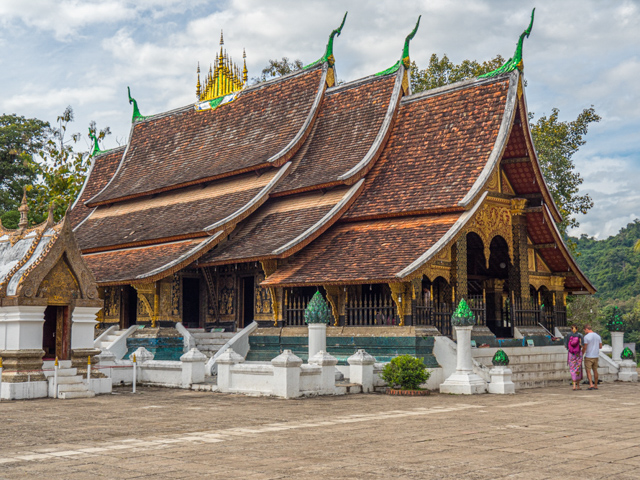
{"left": 243, "top": 48, "right": 248, "bottom": 84}
{"left": 196, "top": 62, "right": 201, "bottom": 99}
{"left": 18, "top": 186, "right": 29, "bottom": 230}
{"left": 196, "top": 30, "right": 247, "bottom": 102}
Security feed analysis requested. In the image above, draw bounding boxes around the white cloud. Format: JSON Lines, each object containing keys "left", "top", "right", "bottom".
{"left": 1, "top": 0, "right": 639, "bottom": 239}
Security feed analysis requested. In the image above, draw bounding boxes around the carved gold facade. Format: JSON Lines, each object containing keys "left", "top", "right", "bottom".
{"left": 464, "top": 199, "right": 513, "bottom": 266}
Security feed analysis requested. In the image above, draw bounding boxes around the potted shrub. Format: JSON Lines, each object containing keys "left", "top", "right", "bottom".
{"left": 381, "top": 354, "right": 431, "bottom": 396}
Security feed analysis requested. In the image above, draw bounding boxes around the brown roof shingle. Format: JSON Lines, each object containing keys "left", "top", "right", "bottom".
{"left": 343, "top": 78, "right": 510, "bottom": 220}
{"left": 69, "top": 147, "right": 124, "bottom": 228}
{"left": 274, "top": 74, "right": 397, "bottom": 194}
{"left": 87, "top": 66, "right": 325, "bottom": 206}
{"left": 198, "top": 187, "right": 354, "bottom": 265}
{"left": 84, "top": 239, "right": 207, "bottom": 284}
{"left": 262, "top": 214, "right": 461, "bottom": 286}
{"left": 76, "top": 169, "right": 281, "bottom": 251}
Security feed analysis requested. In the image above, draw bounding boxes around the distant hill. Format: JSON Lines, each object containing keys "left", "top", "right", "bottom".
{"left": 572, "top": 220, "right": 640, "bottom": 302}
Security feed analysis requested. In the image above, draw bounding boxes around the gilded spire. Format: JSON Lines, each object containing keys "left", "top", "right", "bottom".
{"left": 196, "top": 31, "right": 247, "bottom": 102}
{"left": 196, "top": 62, "right": 201, "bottom": 99}
{"left": 18, "top": 186, "right": 29, "bottom": 230}
{"left": 243, "top": 48, "right": 248, "bottom": 84}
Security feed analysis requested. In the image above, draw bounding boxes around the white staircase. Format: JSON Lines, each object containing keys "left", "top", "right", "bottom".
{"left": 44, "top": 360, "right": 95, "bottom": 399}
{"left": 187, "top": 329, "right": 235, "bottom": 359}
{"left": 94, "top": 325, "right": 138, "bottom": 359}
{"left": 473, "top": 346, "right": 618, "bottom": 389}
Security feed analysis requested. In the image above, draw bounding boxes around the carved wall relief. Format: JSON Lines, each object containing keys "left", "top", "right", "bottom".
{"left": 103, "top": 286, "right": 121, "bottom": 321}
{"left": 254, "top": 273, "right": 272, "bottom": 317}
{"left": 218, "top": 275, "right": 235, "bottom": 316}
{"left": 170, "top": 273, "right": 181, "bottom": 316}
{"left": 465, "top": 202, "right": 513, "bottom": 266}
{"left": 36, "top": 258, "right": 80, "bottom": 304}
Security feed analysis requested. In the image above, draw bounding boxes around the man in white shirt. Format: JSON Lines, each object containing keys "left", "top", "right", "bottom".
{"left": 582, "top": 325, "right": 603, "bottom": 390}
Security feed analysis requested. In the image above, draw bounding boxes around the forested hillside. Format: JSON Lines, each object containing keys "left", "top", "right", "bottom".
{"left": 572, "top": 220, "right": 640, "bottom": 301}
{"left": 569, "top": 220, "right": 640, "bottom": 348}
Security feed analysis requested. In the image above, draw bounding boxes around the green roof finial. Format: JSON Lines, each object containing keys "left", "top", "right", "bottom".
{"left": 479, "top": 8, "right": 535, "bottom": 79}
{"left": 88, "top": 128, "right": 100, "bottom": 156}
{"left": 324, "top": 11, "right": 348, "bottom": 66}
{"left": 402, "top": 15, "right": 421, "bottom": 67}
{"left": 304, "top": 12, "right": 348, "bottom": 69}
{"left": 376, "top": 15, "right": 422, "bottom": 76}
{"left": 127, "top": 86, "right": 143, "bottom": 122}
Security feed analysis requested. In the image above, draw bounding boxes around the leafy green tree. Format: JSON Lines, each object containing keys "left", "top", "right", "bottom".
{"left": 573, "top": 221, "right": 640, "bottom": 301}
{"left": 254, "top": 57, "right": 303, "bottom": 83}
{"left": 410, "top": 54, "right": 504, "bottom": 92}
{"left": 1, "top": 107, "right": 110, "bottom": 227}
{"left": 566, "top": 294, "right": 602, "bottom": 330}
{"left": 530, "top": 107, "right": 600, "bottom": 234}
{"left": 29, "top": 107, "right": 110, "bottom": 223}
{"left": 0, "top": 114, "right": 49, "bottom": 218}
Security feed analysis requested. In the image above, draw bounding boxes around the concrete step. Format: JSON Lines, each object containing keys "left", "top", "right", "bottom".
{"left": 335, "top": 383, "right": 363, "bottom": 394}
{"left": 187, "top": 328, "right": 205, "bottom": 333}
{"left": 58, "top": 360, "right": 72, "bottom": 369}
{"left": 49, "top": 375, "right": 84, "bottom": 385}
{"left": 56, "top": 368, "right": 78, "bottom": 377}
{"left": 57, "top": 383, "right": 90, "bottom": 393}
{"left": 196, "top": 345, "right": 225, "bottom": 352}
{"left": 59, "top": 390, "right": 95, "bottom": 399}
{"left": 192, "top": 332, "right": 235, "bottom": 340}
{"left": 194, "top": 338, "right": 228, "bottom": 345}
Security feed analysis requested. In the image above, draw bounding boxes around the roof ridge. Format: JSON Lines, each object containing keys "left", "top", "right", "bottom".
{"left": 401, "top": 71, "right": 514, "bottom": 105}
{"left": 326, "top": 71, "right": 395, "bottom": 93}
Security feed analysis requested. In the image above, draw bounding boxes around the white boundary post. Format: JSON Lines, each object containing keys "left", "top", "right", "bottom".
{"left": 53, "top": 357, "right": 59, "bottom": 399}
{"left": 87, "top": 356, "right": 91, "bottom": 382}
{"left": 132, "top": 354, "right": 137, "bottom": 394}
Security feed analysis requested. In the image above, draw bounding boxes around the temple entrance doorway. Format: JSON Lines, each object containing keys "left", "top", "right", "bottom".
{"left": 42, "top": 305, "right": 70, "bottom": 360}
{"left": 182, "top": 278, "right": 201, "bottom": 328}
{"left": 120, "top": 285, "right": 137, "bottom": 329}
{"left": 485, "top": 236, "right": 512, "bottom": 338}
{"left": 240, "top": 276, "right": 254, "bottom": 329}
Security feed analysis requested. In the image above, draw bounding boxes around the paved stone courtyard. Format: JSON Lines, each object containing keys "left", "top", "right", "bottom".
{"left": 1, "top": 383, "right": 639, "bottom": 479}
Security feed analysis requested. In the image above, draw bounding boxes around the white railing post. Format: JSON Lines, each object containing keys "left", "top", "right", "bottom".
{"left": 53, "top": 357, "right": 59, "bottom": 399}
{"left": 132, "top": 354, "right": 137, "bottom": 394}
{"left": 87, "top": 356, "right": 91, "bottom": 383}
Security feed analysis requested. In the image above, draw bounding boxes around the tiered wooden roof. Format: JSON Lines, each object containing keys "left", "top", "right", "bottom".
{"left": 71, "top": 18, "right": 594, "bottom": 294}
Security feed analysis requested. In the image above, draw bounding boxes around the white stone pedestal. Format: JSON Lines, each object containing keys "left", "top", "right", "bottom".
{"left": 618, "top": 359, "right": 638, "bottom": 382}
{"left": 611, "top": 331, "right": 624, "bottom": 363}
{"left": 309, "top": 350, "right": 338, "bottom": 395}
{"left": 440, "top": 325, "right": 487, "bottom": 394}
{"left": 180, "top": 348, "right": 207, "bottom": 387}
{"left": 216, "top": 349, "right": 244, "bottom": 393}
{"left": 348, "top": 349, "right": 376, "bottom": 392}
{"left": 271, "top": 350, "right": 303, "bottom": 399}
{"left": 488, "top": 366, "right": 515, "bottom": 394}
{"left": 308, "top": 323, "right": 327, "bottom": 359}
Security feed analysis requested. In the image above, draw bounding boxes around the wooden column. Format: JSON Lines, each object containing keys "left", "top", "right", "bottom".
{"left": 509, "top": 199, "right": 530, "bottom": 300}
{"left": 452, "top": 235, "right": 468, "bottom": 303}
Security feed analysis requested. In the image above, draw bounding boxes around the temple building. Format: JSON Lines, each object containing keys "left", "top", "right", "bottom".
{"left": 69, "top": 13, "right": 594, "bottom": 360}
{"left": 0, "top": 191, "right": 104, "bottom": 399}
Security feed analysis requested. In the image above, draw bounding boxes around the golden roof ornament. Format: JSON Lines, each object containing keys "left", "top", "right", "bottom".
{"left": 18, "top": 186, "right": 29, "bottom": 230}
{"left": 196, "top": 30, "right": 247, "bottom": 102}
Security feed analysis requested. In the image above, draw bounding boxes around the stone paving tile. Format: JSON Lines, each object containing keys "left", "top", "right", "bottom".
{"left": 0, "top": 383, "right": 639, "bottom": 479}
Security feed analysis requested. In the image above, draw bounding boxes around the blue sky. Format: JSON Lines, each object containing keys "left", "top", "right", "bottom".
{"left": 1, "top": 0, "right": 638, "bottom": 239}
